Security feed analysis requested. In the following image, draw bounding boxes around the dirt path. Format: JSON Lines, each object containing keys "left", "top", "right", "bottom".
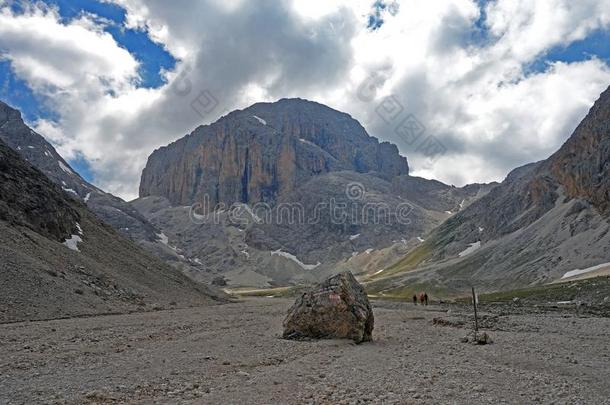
{"left": 0, "top": 298, "right": 609, "bottom": 404}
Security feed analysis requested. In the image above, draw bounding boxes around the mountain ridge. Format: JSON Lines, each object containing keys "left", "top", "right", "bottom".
{"left": 365, "top": 85, "right": 610, "bottom": 296}
{"left": 0, "top": 137, "right": 225, "bottom": 322}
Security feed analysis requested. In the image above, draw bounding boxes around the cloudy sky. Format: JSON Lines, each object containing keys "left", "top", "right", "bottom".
{"left": 1, "top": 0, "right": 610, "bottom": 200}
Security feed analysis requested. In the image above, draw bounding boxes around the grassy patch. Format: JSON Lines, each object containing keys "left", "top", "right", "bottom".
{"left": 226, "top": 285, "right": 309, "bottom": 298}
{"left": 366, "top": 280, "right": 459, "bottom": 302}
{"left": 367, "top": 242, "right": 432, "bottom": 281}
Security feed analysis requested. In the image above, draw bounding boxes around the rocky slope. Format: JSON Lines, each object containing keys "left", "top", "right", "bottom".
{"left": 366, "top": 86, "right": 610, "bottom": 296}
{"left": 0, "top": 138, "right": 224, "bottom": 323}
{"left": 0, "top": 101, "right": 158, "bottom": 242}
{"left": 135, "top": 99, "right": 494, "bottom": 287}
{"left": 0, "top": 100, "right": 207, "bottom": 276}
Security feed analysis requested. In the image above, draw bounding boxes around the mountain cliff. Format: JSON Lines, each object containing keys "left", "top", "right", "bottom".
{"left": 140, "top": 98, "right": 409, "bottom": 207}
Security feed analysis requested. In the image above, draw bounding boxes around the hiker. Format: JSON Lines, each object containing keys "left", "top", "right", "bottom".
{"left": 424, "top": 292, "right": 429, "bottom": 306}
{"left": 413, "top": 295, "right": 417, "bottom": 305}
{"left": 419, "top": 292, "right": 425, "bottom": 305}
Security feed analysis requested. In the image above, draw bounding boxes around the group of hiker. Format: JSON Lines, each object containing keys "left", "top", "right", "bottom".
{"left": 412, "top": 292, "right": 429, "bottom": 306}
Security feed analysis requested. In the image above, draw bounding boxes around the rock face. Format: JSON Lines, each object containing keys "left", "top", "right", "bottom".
{"left": 0, "top": 139, "right": 80, "bottom": 242}
{"left": 546, "top": 86, "right": 610, "bottom": 215}
{"left": 140, "top": 98, "right": 409, "bottom": 207}
{"left": 283, "top": 272, "right": 374, "bottom": 343}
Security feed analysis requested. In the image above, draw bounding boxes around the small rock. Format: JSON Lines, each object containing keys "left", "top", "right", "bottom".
{"left": 236, "top": 371, "right": 250, "bottom": 377}
{"left": 460, "top": 336, "right": 469, "bottom": 343}
{"left": 475, "top": 332, "right": 493, "bottom": 345}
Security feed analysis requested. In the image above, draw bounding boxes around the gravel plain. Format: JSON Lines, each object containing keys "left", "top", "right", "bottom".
{"left": 0, "top": 297, "right": 609, "bottom": 404}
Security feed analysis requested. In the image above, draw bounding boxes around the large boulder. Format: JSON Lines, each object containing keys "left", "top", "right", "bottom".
{"left": 282, "top": 271, "right": 374, "bottom": 343}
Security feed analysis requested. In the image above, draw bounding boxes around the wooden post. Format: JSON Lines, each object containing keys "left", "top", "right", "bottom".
{"left": 471, "top": 287, "right": 479, "bottom": 339}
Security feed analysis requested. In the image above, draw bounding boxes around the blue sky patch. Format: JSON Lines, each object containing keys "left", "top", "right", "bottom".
{"left": 0, "top": 61, "right": 57, "bottom": 123}
{"left": 367, "top": 1, "right": 399, "bottom": 31}
{"left": 527, "top": 28, "right": 610, "bottom": 74}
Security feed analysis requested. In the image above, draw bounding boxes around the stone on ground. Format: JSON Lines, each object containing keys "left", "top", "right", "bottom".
{"left": 282, "top": 271, "right": 374, "bottom": 343}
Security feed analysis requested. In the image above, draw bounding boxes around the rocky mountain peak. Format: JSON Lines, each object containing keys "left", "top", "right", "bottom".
{"left": 0, "top": 100, "right": 22, "bottom": 123}
{"left": 140, "top": 98, "right": 409, "bottom": 207}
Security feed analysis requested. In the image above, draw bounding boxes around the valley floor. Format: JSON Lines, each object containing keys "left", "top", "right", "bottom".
{"left": 0, "top": 298, "right": 609, "bottom": 404}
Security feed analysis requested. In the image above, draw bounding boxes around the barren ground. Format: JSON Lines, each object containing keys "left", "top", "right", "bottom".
{"left": 1, "top": 298, "right": 609, "bottom": 404}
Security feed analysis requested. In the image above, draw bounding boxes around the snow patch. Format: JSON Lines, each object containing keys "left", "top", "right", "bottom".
{"left": 417, "top": 236, "right": 425, "bottom": 242}
{"left": 298, "top": 138, "right": 318, "bottom": 147}
{"left": 252, "top": 115, "right": 267, "bottom": 125}
{"left": 373, "top": 269, "right": 384, "bottom": 275}
{"left": 458, "top": 241, "right": 481, "bottom": 257}
{"left": 63, "top": 223, "right": 83, "bottom": 251}
{"left": 27, "top": 145, "right": 34, "bottom": 149}
{"left": 561, "top": 262, "right": 610, "bottom": 280}
{"left": 58, "top": 161, "right": 74, "bottom": 175}
{"left": 478, "top": 227, "right": 484, "bottom": 233}
{"left": 156, "top": 232, "right": 169, "bottom": 245}
{"left": 459, "top": 199, "right": 465, "bottom": 209}
{"left": 271, "top": 249, "right": 320, "bottom": 270}
{"left": 445, "top": 210, "right": 453, "bottom": 215}
{"left": 44, "top": 150, "right": 51, "bottom": 157}
{"left": 365, "top": 248, "right": 373, "bottom": 254}
{"left": 241, "top": 250, "right": 250, "bottom": 258}
{"left": 84, "top": 192, "right": 92, "bottom": 203}
{"left": 62, "top": 187, "right": 77, "bottom": 195}
{"left": 349, "top": 233, "right": 360, "bottom": 240}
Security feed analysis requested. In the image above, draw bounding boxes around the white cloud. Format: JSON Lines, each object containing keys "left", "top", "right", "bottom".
{"left": 0, "top": 6, "right": 138, "bottom": 90}
{"left": 0, "top": 0, "right": 609, "bottom": 199}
